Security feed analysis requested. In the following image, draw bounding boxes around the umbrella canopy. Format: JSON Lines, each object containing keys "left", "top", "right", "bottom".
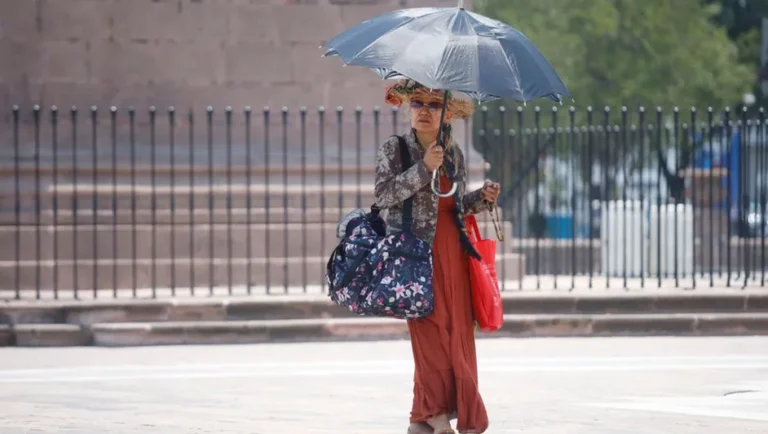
{"left": 322, "top": 4, "right": 570, "bottom": 103}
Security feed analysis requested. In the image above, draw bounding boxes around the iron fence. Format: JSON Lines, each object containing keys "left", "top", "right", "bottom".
{"left": 1, "top": 103, "right": 765, "bottom": 300}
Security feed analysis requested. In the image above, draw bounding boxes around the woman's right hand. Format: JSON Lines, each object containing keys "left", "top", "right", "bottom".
{"left": 423, "top": 142, "right": 444, "bottom": 172}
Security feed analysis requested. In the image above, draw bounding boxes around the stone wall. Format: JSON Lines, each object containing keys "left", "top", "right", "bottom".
{"left": 0, "top": 0, "right": 475, "bottom": 155}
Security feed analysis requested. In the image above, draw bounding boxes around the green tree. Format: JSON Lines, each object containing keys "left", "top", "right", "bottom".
{"left": 706, "top": 0, "right": 768, "bottom": 107}
{"left": 474, "top": 0, "right": 753, "bottom": 116}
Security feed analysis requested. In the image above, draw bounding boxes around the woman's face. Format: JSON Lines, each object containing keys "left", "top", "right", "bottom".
{"left": 409, "top": 98, "right": 452, "bottom": 137}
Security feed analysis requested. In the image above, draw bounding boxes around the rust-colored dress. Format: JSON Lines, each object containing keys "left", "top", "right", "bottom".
{"left": 407, "top": 175, "right": 489, "bottom": 433}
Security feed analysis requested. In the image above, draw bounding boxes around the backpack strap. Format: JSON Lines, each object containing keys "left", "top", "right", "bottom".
{"left": 369, "top": 135, "right": 414, "bottom": 232}
{"left": 396, "top": 135, "right": 414, "bottom": 233}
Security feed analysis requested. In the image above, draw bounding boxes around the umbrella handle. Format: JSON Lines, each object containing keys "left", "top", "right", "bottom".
{"left": 431, "top": 169, "right": 457, "bottom": 197}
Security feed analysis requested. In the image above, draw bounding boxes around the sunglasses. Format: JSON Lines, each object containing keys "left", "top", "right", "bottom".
{"left": 409, "top": 100, "right": 443, "bottom": 112}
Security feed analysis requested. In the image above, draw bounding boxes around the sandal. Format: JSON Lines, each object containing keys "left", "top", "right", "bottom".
{"left": 407, "top": 422, "right": 434, "bottom": 434}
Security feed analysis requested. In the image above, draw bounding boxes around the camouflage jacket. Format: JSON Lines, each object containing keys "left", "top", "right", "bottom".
{"left": 374, "top": 129, "right": 488, "bottom": 244}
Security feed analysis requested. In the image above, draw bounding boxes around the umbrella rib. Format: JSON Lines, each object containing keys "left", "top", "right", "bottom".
{"left": 493, "top": 38, "right": 524, "bottom": 102}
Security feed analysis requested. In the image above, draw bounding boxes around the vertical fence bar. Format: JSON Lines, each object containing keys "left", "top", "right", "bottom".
{"left": 690, "top": 107, "right": 697, "bottom": 288}
{"left": 391, "top": 106, "right": 398, "bottom": 136}
{"left": 602, "top": 106, "right": 611, "bottom": 289}
{"left": 12, "top": 106, "right": 20, "bottom": 299}
{"left": 568, "top": 107, "right": 576, "bottom": 290}
{"left": 337, "top": 107, "right": 344, "bottom": 223}
{"left": 355, "top": 106, "right": 362, "bottom": 209}
{"left": 52, "top": 106, "right": 60, "bottom": 299}
{"left": 225, "top": 106, "right": 233, "bottom": 296}
{"left": 620, "top": 107, "right": 628, "bottom": 289}
{"left": 697, "top": 120, "right": 706, "bottom": 281}
{"left": 264, "top": 107, "right": 271, "bottom": 294}
{"left": 741, "top": 107, "right": 750, "bottom": 287}
{"left": 464, "top": 116, "right": 470, "bottom": 174}
{"left": 373, "top": 107, "right": 381, "bottom": 151}
{"left": 300, "top": 106, "right": 308, "bottom": 293}
{"left": 245, "top": 106, "right": 253, "bottom": 295}
{"left": 188, "top": 109, "right": 196, "bottom": 296}
{"left": 33, "top": 105, "right": 41, "bottom": 299}
{"left": 672, "top": 107, "right": 680, "bottom": 286}
{"left": 281, "top": 107, "right": 289, "bottom": 294}
{"left": 206, "top": 106, "right": 214, "bottom": 296}
{"left": 534, "top": 106, "right": 541, "bottom": 290}
{"left": 129, "top": 107, "right": 135, "bottom": 298}
{"left": 169, "top": 106, "right": 177, "bottom": 297}
{"left": 498, "top": 106, "right": 507, "bottom": 291}
{"left": 760, "top": 108, "right": 766, "bottom": 286}
{"left": 586, "top": 107, "right": 594, "bottom": 289}
{"left": 516, "top": 106, "right": 524, "bottom": 291}
{"left": 638, "top": 107, "right": 646, "bottom": 288}
{"left": 319, "top": 107, "right": 327, "bottom": 293}
{"left": 707, "top": 108, "right": 715, "bottom": 287}
{"left": 655, "top": 107, "right": 663, "bottom": 287}
{"left": 72, "top": 106, "right": 80, "bottom": 299}
{"left": 551, "top": 107, "right": 559, "bottom": 289}
{"left": 724, "top": 107, "right": 732, "bottom": 287}
{"left": 110, "top": 106, "right": 118, "bottom": 298}
{"left": 149, "top": 106, "right": 157, "bottom": 298}
{"left": 89, "top": 106, "right": 98, "bottom": 298}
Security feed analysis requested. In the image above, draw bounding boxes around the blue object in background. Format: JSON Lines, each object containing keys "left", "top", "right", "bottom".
{"left": 545, "top": 213, "right": 574, "bottom": 239}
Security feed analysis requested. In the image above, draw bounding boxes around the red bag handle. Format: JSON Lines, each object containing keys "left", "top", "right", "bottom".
{"left": 466, "top": 214, "right": 482, "bottom": 242}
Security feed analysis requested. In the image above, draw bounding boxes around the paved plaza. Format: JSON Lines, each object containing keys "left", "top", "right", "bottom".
{"left": 1, "top": 336, "right": 767, "bottom": 433}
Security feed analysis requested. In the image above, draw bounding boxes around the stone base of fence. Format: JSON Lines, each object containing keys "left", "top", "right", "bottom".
{"left": 2, "top": 288, "right": 767, "bottom": 347}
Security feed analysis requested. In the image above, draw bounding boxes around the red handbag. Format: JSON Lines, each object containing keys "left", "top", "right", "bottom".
{"left": 465, "top": 206, "right": 504, "bottom": 332}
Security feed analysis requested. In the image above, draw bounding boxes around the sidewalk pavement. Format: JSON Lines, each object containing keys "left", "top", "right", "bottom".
{"left": 1, "top": 337, "right": 767, "bottom": 433}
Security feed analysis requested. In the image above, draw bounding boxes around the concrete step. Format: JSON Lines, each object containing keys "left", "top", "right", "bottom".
{"left": 0, "top": 208, "right": 360, "bottom": 226}
{"left": 0, "top": 204, "right": 506, "bottom": 226}
{"left": 0, "top": 221, "right": 513, "bottom": 261}
{"left": 6, "top": 312, "right": 768, "bottom": 346}
{"left": 1, "top": 181, "right": 490, "bottom": 212}
{"left": 3, "top": 292, "right": 765, "bottom": 326}
{"left": 0, "top": 253, "right": 526, "bottom": 291}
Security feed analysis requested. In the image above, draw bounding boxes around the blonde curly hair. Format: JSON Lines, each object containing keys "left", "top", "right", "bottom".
{"left": 384, "top": 79, "right": 475, "bottom": 120}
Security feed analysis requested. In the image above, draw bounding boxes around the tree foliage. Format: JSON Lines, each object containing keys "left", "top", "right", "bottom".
{"left": 474, "top": 0, "right": 754, "bottom": 112}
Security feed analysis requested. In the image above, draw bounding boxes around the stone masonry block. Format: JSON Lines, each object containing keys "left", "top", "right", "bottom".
{"left": 175, "top": 1, "right": 230, "bottom": 43}
{"left": 228, "top": 5, "right": 281, "bottom": 45}
{"left": 271, "top": 5, "right": 345, "bottom": 44}
{"left": 111, "top": 0, "right": 229, "bottom": 43}
{"left": 225, "top": 42, "right": 293, "bottom": 85}
{"left": 156, "top": 41, "right": 228, "bottom": 85}
{"left": 36, "top": 40, "right": 90, "bottom": 83}
{"left": 39, "top": 0, "right": 112, "bottom": 41}
{"left": 0, "top": 40, "right": 41, "bottom": 83}
{"left": 91, "top": 40, "right": 226, "bottom": 86}
{"left": 0, "top": 0, "right": 39, "bottom": 42}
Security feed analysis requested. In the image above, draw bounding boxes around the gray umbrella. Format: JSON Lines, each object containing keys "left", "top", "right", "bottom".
{"left": 322, "top": 0, "right": 570, "bottom": 196}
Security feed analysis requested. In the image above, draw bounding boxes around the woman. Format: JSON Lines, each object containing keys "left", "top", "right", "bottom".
{"left": 374, "top": 79, "right": 501, "bottom": 434}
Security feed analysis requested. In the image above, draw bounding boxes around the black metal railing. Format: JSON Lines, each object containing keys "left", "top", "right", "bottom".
{"left": 1, "top": 103, "right": 765, "bottom": 300}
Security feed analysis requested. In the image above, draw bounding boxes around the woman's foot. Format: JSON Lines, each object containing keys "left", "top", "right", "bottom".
{"left": 407, "top": 422, "right": 434, "bottom": 434}
{"left": 427, "top": 414, "right": 455, "bottom": 434}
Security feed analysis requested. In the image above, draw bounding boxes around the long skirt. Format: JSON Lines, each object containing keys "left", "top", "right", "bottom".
{"left": 407, "top": 176, "right": 489, "bottom": 433}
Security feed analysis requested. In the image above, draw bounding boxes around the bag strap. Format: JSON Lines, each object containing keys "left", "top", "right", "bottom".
{"left": 396, "top": 135, "right": 415, "bottom": 233}
{"left": 488, "top": 203, "right": 505, "bottom": 242}
{"left": 465, "top": 214, "right": 481, "bottom": 242}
